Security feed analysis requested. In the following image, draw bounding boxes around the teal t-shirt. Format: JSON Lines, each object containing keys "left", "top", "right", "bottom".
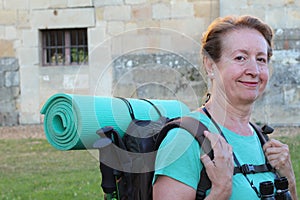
{"left": 153, "top": 111, "right": 276, "bottom": 199}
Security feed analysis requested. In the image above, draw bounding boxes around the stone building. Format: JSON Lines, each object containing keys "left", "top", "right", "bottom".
{"left": 0, "top": 0, "right": 299, "bottom": 126}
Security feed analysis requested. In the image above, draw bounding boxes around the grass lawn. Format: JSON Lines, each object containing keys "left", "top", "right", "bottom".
{"left": 0, "top": 138, "right": 103, "bottom": 200}
{"left": 0, "top": 128, "right": 299, "bottom": 199}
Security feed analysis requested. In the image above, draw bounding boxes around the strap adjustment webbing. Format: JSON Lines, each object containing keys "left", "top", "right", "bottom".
{"left": 234, "top": 163, "right": 273, "bottom": 175}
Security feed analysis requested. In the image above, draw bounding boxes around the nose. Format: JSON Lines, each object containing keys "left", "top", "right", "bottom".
{"left": 245, "top": 58, "right": 260, "bottom": 76}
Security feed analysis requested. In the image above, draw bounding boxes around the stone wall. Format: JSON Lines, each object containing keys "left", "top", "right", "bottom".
{"left": 112, "top": 52, "right": 207, "bottom": 109}
{"left": 0, "top": 0, "right": 300, "bottom": 126}
{"left": 252, "top": 28, "right": 300, "bottom": 125}
{"left": 0, "top": 57, "right": 20, "bottom": 126}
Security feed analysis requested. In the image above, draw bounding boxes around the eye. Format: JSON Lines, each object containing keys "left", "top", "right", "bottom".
{"left": 257, "top": 57, "right": 267, "bottom": 64}
{"left": 235, "top": 56, "right": 246, "bottom": 62}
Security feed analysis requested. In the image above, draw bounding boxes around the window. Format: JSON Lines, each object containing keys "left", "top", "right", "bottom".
{"left": 41, "top": 28, "right": 88, "bottom": 66}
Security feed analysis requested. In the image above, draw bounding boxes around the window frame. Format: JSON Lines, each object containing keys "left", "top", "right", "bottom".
{"left": 41, "top": 28, "right": 88, "bottom": 66}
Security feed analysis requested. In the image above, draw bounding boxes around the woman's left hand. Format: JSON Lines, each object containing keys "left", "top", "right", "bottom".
{"left": 263, "top": 139, "right": 298, "bottom": 199}
{"left": 263, "top": 139, "right": 293, "bottom": 176}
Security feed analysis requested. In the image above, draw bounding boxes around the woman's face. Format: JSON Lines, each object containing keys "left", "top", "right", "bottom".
{"left": 213, "top": 28, "right": 269, "bottom": 106}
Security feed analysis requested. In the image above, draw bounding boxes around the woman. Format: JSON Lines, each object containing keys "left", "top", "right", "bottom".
{"left": 153, "top": 15, "right": 298, "bottom": 199}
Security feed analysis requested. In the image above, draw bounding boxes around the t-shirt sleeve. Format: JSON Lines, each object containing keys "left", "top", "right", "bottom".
{"left": 153, "top": 127, "right": 203, "bottom": 190}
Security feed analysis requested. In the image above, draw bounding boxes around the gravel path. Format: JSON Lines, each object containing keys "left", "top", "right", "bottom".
{"left": 0, "top": 124, "right": 299, "bottom": 140}
{"left": 0, "top": 124, "right": 46, "bottom": 139}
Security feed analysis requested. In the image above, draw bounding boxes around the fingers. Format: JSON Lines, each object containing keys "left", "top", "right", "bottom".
{"left": 263, "top": 139, "right": 285, "bottom": 151}
{"left": 263, "top": 139, "right": 292, "bottom": 174}
{"left": 200, "top": 153, "right": 215, "bottom": 169}
{"left": 204, "top": 130, "right": 227, "bottom": 150}
{"left": 264, "top": 139, "right": 289, "bottom": 160}
{"left": 202, "top": 130, "right": 233, "bottom": 166}
{"left": 201, "top": 130, "right": 234, "bottom": 194}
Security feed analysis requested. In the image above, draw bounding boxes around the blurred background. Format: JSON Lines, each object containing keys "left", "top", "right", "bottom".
{"left": 0, "top": 0, "right": 300, "bottom": 126}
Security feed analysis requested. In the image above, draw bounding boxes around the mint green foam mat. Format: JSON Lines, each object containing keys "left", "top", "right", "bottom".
{"left": 40, "top": 93, "right": 190, "bottom": 150}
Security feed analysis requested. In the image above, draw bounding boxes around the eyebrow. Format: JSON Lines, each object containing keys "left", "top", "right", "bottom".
{"left": 230, "top": 49, "right": 267, "bottom": 57}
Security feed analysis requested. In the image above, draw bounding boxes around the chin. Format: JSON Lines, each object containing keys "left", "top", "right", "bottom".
{"left": 240, "top": 94, "right": 259, "bottom": 104}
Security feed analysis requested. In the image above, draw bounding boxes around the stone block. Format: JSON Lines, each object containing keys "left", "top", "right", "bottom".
{"left": 47, "top": 0, "right": 68, "bottom": 8}
{"left": 19, "top": 67, "right": 39, "bottom": 112}
{"left": 194, "top": 1, "right": 219, "bottom": 19}
{"left": 21, "top": 30, "right": 39, "bottom": 48}
{"left": 0, "top": 112, "right": 19, "bottom": 126}
{"left": 248, "top": 0, "right": 284, "bottom": 7}
{"left": 125, "top": 22, "right": 138, "bottom": 32}
{"left": 62, "top": 74, "right": 89, "bottom": 90}
{"left": 265, "top": 8, "right": 287, "bottom": 29}
{"left": 4, "top": 26, "right": 17, "bottom": 40}
{"left": 0, "top": 98, "right": 16, "bottom": 112}
{"left": 17, "top": 47, "right": 39, "bottom": 66}
{"left": 88, "top": 45, "right": 112, "bottom": 95}
{"left": 88, "top": 25, "right": 106, "bottom": 49}
{"left": 4, "top": 0, "right": 29, "bottom": 9}
{"left": 285, "top": 29, "right": 300, "bottom": 40}
{"left": 0, "top": 57, "right": 19, "bottom": 72}
{"left": 125, "top": 0, "right": 147, "bottom": 5}
{"left": 103, "top": 6, "right": 131, "bottom": 21}
{"left": 0, "top": 87, "right": 12, "bottom": 101}
{"left": 0, "top": 9, "right": 17, "bottom": 25}
{"left": 19, "top": 112, "right": 40, "bottom": 124}
{"left": 5, "top": 71, "right": 19, "bottom": 87}
{"left": 31, "top": 7, "right": 95, "bottom": 29}
{"left": 95, "top": 7, "right": 104, "bottom": 22}
{"left": 0, "top": 40, "right": 15, "bottom": 57}
{"left": 287, "top": 9, "right": 300, "bottom": 28}
{"left": 68, "top": 0, "right": 92, "bottom": 7}
{"left": 30, "top": 0, "right": 50, "bottom": 9}
{"left": 94, "top": 0, "right": 123, "bottom": 7}
{"left": 132, "top": 5, "right": 152, "bottom": 20}
{"left": 283, "top": 85, "right": 300, "bottom": 105}
{"left": 135, "top": 20, "right": 160, "bottom": 29}
{"left": 16, "top": 10, "right": 30, "bottom": 28}
{"left": 152, "top": 3, "right": 171, "bottom": 19}
{"left": 107, "top": 21, "right": 125, "bottom": 36}
{"left": 160, "top": 19, "right": 204, "bottom": 41}
{"left": 171, "top": 2, "right": 194, "bottom": 18}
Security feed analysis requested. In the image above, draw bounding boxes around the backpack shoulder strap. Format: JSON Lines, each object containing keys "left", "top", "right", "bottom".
{"left": 250, "top": 123, "right": 274, "bottom": 145}
{"left": 155, "top": 116, "right": 213, "bottom": 200}
{"left": 155, "top": 116, "right": 213, "bottom": 157}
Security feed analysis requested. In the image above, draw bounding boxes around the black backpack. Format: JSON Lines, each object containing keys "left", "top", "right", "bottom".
{"left": 93, "top": 98, "right": 274, "bottom": 200}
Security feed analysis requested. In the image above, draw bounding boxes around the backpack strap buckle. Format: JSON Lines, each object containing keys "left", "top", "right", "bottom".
{"left": 234, "top": 163, "right": 274, "bottom": 175}
{"left": 241, "top": 164, "right": 255, "bottom": 174}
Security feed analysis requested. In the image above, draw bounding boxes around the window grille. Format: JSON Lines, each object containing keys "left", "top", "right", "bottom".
{"left": 41, "top": 28, "right": 88, "bottom": 66}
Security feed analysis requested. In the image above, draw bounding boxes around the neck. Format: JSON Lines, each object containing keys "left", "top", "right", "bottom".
{"left": 203, "top": 98, "right": 254, "bottom": 136}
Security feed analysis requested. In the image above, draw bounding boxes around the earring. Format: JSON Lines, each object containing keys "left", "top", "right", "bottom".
{"left": 211, "top": 73, "right": 214, "bottom": 76}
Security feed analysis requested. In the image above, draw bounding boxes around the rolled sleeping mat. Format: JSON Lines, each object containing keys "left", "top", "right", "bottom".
{"left": 40, "top": 93, "right": 190, "bottom": 150}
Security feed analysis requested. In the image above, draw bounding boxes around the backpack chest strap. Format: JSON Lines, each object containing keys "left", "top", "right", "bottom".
{"left": 234, "top": 163, "right": 274, "bottom": 175}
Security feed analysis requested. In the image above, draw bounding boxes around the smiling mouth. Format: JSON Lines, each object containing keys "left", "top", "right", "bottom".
{"left": 238, "top": 81, "right": 259, "bottom": 87}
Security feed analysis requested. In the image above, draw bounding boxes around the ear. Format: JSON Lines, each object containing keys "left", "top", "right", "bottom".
{"left": 203, "top": 56, "right": 215, "bottom": 78}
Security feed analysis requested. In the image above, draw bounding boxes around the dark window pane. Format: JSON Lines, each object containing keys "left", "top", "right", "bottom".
{"left": 41, "top": 28, "right": 88, "bottom": 66}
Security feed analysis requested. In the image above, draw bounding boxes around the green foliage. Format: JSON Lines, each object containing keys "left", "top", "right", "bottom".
{"left": 0, "top": 139, "right": 103, "bottom": 200}
{"left": 71, "top": 48, "right": 88, "bottom": 63}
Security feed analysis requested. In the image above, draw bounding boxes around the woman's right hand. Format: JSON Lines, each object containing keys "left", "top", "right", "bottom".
{"left": 201, "top": 131, "right": 234, "bottom": 200}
